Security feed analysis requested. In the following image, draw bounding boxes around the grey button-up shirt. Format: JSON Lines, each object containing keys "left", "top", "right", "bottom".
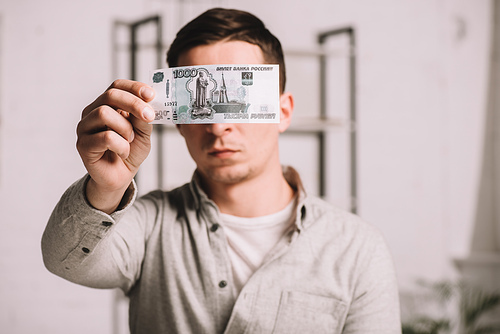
{"left": 42, "top": 168, "right": 401, "bottom": 333}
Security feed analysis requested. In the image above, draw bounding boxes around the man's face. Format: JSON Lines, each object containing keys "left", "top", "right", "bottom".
{"left": 176, "top": 41, "right": 284, "bottom": 187}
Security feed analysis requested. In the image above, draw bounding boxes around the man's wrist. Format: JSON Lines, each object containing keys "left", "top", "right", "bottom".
{"left": 85, "top": 178, "right": 132, "bottom": 214}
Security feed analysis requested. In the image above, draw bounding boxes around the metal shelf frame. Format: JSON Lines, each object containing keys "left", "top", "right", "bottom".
{"left": 113, "top": 16, "right": 166, "bottom": 187}
{"left": 113, "top": 16, "right": 357, "bottom": 213}
{"left": 317, "top": 27, "right": 357, "bottom": 213}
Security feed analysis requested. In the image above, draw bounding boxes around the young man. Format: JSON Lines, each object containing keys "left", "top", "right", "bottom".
{"left": 42, "top": 8, "right": 401, "bottom": 334}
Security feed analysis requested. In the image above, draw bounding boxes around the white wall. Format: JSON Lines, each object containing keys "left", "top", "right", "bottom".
{"left": 0, "top": 0, "right": 491, "bottom": 332}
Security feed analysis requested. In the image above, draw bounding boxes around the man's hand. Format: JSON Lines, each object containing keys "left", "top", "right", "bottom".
{"left": 76, "top": 79, "right": 155, "bottom": 214}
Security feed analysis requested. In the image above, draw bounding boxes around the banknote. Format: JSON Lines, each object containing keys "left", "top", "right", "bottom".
{"left": 148, "top": 64, "right": 280, "bottom": 124}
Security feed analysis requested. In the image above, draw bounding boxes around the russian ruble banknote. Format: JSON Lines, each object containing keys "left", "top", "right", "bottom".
{"left": 148, "top": 64, "right": 280, "bottom": 124}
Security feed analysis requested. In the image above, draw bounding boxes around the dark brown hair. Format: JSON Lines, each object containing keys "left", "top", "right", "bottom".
{"left": 167, "top": 8, "right": 286, "bottom": 93}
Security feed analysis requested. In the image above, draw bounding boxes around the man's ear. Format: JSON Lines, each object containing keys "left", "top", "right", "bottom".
{"left": 278, "top": 92, "right": 294, "bottom": 133}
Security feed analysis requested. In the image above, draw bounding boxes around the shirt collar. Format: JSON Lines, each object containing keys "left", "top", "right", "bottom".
{"left": 188, "top": 166, "right": 311, "bottom": 231}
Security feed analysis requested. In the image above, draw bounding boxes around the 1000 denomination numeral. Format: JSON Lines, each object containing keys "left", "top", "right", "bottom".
{"left": 172, "top": 68, "right": 198, "bottom": 78}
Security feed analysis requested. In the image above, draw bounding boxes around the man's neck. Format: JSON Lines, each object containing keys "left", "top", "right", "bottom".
{"left": 200, "top": 165, "right": 295, "bottom": 218}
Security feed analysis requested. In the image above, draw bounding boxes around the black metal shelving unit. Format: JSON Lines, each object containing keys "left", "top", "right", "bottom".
{"left": 113, "top": 17, "right": 357, "bottom": 213}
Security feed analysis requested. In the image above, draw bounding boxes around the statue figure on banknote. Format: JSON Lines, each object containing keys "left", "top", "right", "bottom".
{"left": 191, "top": 71, "right": 213, "bottom": 118}
{"left": 195, "top": 72, "right": 208, "bottom": 108}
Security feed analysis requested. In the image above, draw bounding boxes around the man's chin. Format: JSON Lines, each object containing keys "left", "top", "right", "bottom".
{"left": 203, "top": 166, "right": 251, "bottom": 185}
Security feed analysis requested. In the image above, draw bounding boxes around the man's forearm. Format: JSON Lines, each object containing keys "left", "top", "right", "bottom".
{"left": 41, "top": 175, "right": 137, "bottom": 291}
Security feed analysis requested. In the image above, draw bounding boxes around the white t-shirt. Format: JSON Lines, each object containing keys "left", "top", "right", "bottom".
{"left": 219, "top": 200, "right": 296, "bottom": 293}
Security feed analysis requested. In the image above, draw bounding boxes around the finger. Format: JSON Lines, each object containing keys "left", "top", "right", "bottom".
{"left": 77, "top": 106, "right": 135, "bottom": 143}
{"left": 77, "top": 129, "right": 131, "bottom": 162}
{"left": 98, "top": 88, "right": 155, "bottom": 122}
{"left": 107, "top": 79, "right": 155, "bottom": 102}
{"left": 127, "top": 110, "right": 153, "bottom": 139}
{"left": 82, "top": 79, "right": 155, "bottom": 122}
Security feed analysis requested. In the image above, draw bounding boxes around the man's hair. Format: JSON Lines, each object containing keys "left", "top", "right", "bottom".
{"left": 167, "top": 8, "right": 286, "bottom": 94}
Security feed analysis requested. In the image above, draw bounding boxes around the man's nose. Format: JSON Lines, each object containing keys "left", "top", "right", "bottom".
{"left": 206, "top": 123, "right": 233, "bottom": 136}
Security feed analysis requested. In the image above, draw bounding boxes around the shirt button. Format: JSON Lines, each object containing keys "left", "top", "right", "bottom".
{"left": 210, "top": 224, "right": 219, "bottom": 232}
{"left": 218, "top": 280, "right": 227, "bottom": 288}
{"left": 101, "top": 221, "right": 113, "bottom": 227}
{"left": 82, "top": 247, "right": 90, "bottom": 254}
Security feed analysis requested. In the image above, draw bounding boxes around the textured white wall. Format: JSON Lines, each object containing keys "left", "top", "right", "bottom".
{"left": 0, "top": 0, "right": 491, "bottom": 332}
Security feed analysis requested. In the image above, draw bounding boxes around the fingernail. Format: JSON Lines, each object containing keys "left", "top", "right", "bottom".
{"left": 129, "top": 131, "right": 135, "bottom": 143}
{"left": 142, "top": 106, "right": 155, "bottom": 121}
{"left": 141, "top": 87, "right": 155, "bottom": 100}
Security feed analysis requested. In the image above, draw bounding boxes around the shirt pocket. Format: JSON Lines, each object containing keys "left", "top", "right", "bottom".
{"left": 272, "top": 290, "right": 347, "bottom": 334}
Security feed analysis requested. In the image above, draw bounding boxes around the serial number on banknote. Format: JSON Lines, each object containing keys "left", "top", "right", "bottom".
{"left": 148, "top": 64, "right": 280, "bottom": 124}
